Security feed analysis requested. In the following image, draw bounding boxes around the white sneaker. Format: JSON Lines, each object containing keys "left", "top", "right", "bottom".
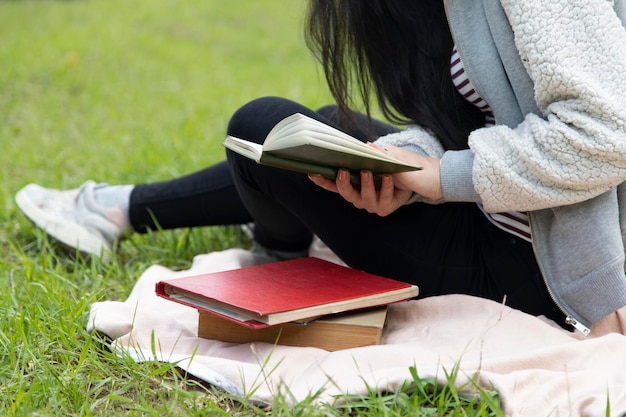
{"left": 15, "top": 181, "right": 128, "bottom": 261}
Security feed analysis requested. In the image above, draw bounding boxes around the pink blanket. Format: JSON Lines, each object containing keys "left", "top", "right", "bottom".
{"left": 88, "top": 242, "right": 626, "bottom": 416}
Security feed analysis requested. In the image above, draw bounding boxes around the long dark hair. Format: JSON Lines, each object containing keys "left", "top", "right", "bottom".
{"left": 305, "top": 0, "right": 485, "bottom": 150}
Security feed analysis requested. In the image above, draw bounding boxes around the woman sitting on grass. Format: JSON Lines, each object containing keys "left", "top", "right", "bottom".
{"left": 15, "top": 0, "right": 626, "bottom": 335}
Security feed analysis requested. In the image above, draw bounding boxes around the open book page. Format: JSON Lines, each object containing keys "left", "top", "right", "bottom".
{"left": 270, "top": 130, "right": 398, "bottom": 161}
{"left": 264, "top": 114, "right": 399, "bottom": 160}
{"left": 222, "top": 137, "right": 263, "bottom": 162}
{"left": 223, "top": 113, "right": 421, "bottom": 181}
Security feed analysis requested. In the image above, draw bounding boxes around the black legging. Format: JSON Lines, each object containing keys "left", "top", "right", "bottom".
{"left": 128, "top": 98, "right": 395, "bottom": 232}
{"left": 130, "top": 96, "right": 565, "bottom": 324}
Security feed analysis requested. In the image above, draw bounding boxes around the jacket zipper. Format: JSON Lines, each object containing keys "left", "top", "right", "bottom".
{"left": 529, "top": 219, "right": 591, "bottom": 335}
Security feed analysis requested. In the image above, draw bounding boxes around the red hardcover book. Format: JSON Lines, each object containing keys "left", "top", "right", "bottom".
{"left": 155, "top": 257, "right": 418, "bottom": 329}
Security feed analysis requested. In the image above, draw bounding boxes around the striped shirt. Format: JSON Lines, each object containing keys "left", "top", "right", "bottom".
{"left": 450, "top": 46, "right": 532, "bottom": 242}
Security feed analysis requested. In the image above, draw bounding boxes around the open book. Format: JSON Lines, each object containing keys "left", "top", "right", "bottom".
{"left": 223, "top": 113, "right": 421, "bottom": 183}
{"left": 155, "top": 257, "right": 418, "bottom": 329}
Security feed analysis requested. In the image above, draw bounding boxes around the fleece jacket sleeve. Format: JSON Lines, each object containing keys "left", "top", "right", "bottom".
{"left": 468, "top": 0, "right": 626, "bottom": 212}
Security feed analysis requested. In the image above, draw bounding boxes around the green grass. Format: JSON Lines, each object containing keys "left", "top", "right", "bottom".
{"left": 0, "top": 0, "right": 505, "bottom": 415}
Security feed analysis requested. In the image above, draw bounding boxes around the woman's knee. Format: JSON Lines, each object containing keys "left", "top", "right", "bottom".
{"left": 227, "top": 96, "right": 309, "bottom": 143}
{"left": 315, "top": 104, "right": 340, "bottom": 123}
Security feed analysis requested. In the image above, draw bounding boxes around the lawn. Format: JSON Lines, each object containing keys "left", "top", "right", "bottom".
{"left": 0, "top": 0, "right": 504, "bottom": 415}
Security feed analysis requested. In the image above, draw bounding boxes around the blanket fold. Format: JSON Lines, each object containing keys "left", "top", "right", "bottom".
{"left": 88, "top": 244, "right": 626, "bottom": 417}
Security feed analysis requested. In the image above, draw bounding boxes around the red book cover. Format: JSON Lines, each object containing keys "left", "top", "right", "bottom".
{"left": 155, "top": 257, "right": 418, "bottom": 328}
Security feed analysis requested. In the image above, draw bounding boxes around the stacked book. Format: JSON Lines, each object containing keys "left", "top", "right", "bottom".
{"left": 156, "top": 257, "right": 418, "bottom": 351}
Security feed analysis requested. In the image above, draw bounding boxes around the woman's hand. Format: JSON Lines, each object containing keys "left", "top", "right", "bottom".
{"left": 308, "top": 145, "right": 442, "bottom": 216}
{"left": 310, "top": 169, "right": 413, "bottom": 216}
{"left": 383, "top": 145, "right": 442, "bottom": 202}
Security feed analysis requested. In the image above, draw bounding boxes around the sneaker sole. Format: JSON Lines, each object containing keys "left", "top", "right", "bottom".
{"left": 15, "top": 187, "right": 113, "bottom": 261}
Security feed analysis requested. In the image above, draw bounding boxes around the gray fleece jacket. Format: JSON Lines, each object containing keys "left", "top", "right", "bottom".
{"left": 376, "top": 0, "right": 626, "bottom": 334}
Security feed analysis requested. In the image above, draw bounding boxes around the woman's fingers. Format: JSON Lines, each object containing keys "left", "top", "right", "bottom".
{"left": 308, "top": 174, "right": 338, "bottom": 192}
{"left": 335, "top": 169, "right": 363, "bottom": 207}
{"left": 357, "top": 171, "right": 378, "bottom": 211}
{"left": 309, "top": 169, "right": 412, "bottom": 216}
